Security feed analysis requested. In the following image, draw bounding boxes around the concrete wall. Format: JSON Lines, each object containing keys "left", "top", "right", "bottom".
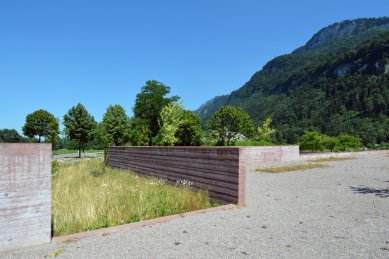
{"left": 0, "top": 144, "right": 51, "bottom": 252}
{"left": 106, "top": 146, "right": 300, "bottom": 205}
{"left": 240, "top": 146, "right": 299, "bottom": 170}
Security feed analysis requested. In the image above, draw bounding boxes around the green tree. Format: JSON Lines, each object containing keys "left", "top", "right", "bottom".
{"left": 22, "top": 109, "right": 59, "bottom": 143}
{"left": 99, "top": 105, "right": 130, "bottom": 146}
{"left": 133, "top": 80, "right": 179, "bottom": 145}
{"left": 153, "top": 103, "right": 184, "bottom": 146}
{"left": 322, "top": 135, "right": 338, "bottom": 152}
{"left": 257, "top": 117, "right": 276, "bottom": 142}
{"left": 299, "top": 131, "right": 324, "bottom": 152}
{"left": 208, "top": 106, "right": 255, "bottom": 146}
{"left": 336, "top": 134, "right": 362, "bottom": 151}
{"left": 129, "top": 118, "right": 152, "bottom": 146}
{"left": 0, "top": 129, "right": 23, "bottom": 143}
{"left": 175, "top": 110, "right": 203, "bottom": 146}
{"left": 46, "top": 135, "right": 62, "bottom": 150}
{"left": 63, "top": 103, "right": 97, "bottom": 158}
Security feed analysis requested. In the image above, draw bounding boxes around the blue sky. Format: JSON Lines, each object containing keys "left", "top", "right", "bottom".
{"left": 1, "top": 0, "right": 388, "bottom": 133}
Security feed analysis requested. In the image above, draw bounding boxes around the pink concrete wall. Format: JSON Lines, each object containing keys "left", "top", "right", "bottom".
{"left": 0, "top": 144, "right": 51, "bottom": 252}
{"left": 240, "top": 146, "right": 300, "bottom": 169}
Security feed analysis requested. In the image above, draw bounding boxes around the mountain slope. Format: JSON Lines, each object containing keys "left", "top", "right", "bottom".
{"left": 195, "top": 17, "right": 389, "bottom": 145}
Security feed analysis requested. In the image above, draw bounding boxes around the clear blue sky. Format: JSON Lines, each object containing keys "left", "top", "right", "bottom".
{"left": 1, "top": 0, "right": 388, "bottom": 133}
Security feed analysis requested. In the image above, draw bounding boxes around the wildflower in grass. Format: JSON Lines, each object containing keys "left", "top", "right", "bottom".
{"left": 158, "top": 179, "right": 167, "bottom": 186}
{"left": 176, "top": 179, "right": 193, "bottom": 188}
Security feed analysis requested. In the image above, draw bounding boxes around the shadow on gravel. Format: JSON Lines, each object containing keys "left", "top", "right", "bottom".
{"left": 349, "top": 186, "right": 389, "bottom": 198}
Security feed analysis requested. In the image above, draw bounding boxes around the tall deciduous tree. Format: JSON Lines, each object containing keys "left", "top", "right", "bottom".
{"left": 133, "top": 80, "right": 179, "bottom": 145}
{"left": 63, "top": 103, "right": 97, "bottom": 158}
{"left": 153, "top": 103, "right": 184, "bottom": 146}
{"left": 129, "top": 118, "right": 152, "bottom": 146}
{"left": 257, "top": 117, "right": 276, "bottom": 142}
{"left": 99, "top": 105, "right": 130, "bottom": 146}
{"left": 22, "top": 109, "right": 59, "bottom": 143}
{"left": 175, "top": 111, "right": 203, "bottom": 146}
{"left": 208, "top": 106, "right": 255, "bottom": 146}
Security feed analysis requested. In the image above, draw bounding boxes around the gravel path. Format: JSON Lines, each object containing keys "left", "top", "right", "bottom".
{"left": 2, "top": 153, "right": 389, "bottom": 258}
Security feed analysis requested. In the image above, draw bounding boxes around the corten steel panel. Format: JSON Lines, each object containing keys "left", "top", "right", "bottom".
{"left": 107, "top": 147, "right": 241, "bottom": 204}
{"left": 0, "top": 144, "right": 51, "bottom": 252}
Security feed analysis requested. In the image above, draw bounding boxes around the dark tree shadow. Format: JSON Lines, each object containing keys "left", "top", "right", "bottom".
{"left": 349, "top": 186, "right": 389, "bottom": 198}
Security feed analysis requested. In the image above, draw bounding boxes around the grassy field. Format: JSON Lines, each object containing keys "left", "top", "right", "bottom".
{"left": 53, "top": 149, "right": 103, "bottom": 155}
{"left": 52, "top": 158, "right": 212, "bottom": 236}
{"left": 257, "top": 163, "right": 328, "bottom": 173}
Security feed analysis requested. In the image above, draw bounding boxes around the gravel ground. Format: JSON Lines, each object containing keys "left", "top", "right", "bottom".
{"left": 2, "top": 153, "right": 389, "bottom": 258}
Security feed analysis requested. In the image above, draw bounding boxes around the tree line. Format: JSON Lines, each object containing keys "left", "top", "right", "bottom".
{"left": 3, "top": 80, "right": 204, "bottom": 157}
{"left": 2, "top": 79, "right": 368, "bottom": 155}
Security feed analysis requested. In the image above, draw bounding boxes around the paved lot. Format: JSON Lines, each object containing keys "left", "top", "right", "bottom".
{"left": 2, "top": 153, "right": 389, "bottom": 258}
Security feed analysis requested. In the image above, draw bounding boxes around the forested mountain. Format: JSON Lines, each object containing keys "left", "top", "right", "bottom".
{"left": 195, "top": 17, "right": 389, "bottom": 145}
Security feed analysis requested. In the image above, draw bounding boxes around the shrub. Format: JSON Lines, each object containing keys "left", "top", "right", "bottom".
{"left": 322, "top": 135, "right": 338, "bottom": 152}
{"left": 299, "top": 131, "right": 324, "bottom": 152}
{"left": 51, "top": 160, "right": 60, "bottom": 175}
{"left": 336, "top": 134, "right": 362, "bottom": 151}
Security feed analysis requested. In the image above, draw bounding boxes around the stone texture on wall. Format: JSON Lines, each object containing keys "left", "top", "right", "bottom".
{"left": 106, "top": 146, "right": 300, "bottom": 205}
{"left": 0, "top": 144, "right": 51, "bottom": 252}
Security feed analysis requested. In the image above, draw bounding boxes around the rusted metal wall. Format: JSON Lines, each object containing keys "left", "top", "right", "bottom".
{"left": 106, "top": 146, "right": 300, "bottom": 205}
{"left": 0, "top": 144, "right": 52, "bottom": 252}
{"left": 107, "top": 147, "right": 242, "bottom": 204}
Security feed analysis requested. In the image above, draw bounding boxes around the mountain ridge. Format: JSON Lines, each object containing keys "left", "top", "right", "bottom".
{"left": 195, "top": 17, "right": 389, "bottom": 145}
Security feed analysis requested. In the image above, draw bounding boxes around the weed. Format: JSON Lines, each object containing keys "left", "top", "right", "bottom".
{"left": 46, "top": 249, "right": 64, "bottom": 257}
{"left": 51, "top": 161, "right": 60, "bottom": 176}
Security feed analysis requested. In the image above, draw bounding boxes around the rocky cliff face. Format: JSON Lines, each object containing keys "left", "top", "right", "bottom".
{"left": 294, "top": 17, "right": 389, "bottom": 54}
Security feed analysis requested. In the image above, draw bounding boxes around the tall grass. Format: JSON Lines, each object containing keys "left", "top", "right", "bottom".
{"left": 52, "top": 158, "right": 212, "bottom": 236}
